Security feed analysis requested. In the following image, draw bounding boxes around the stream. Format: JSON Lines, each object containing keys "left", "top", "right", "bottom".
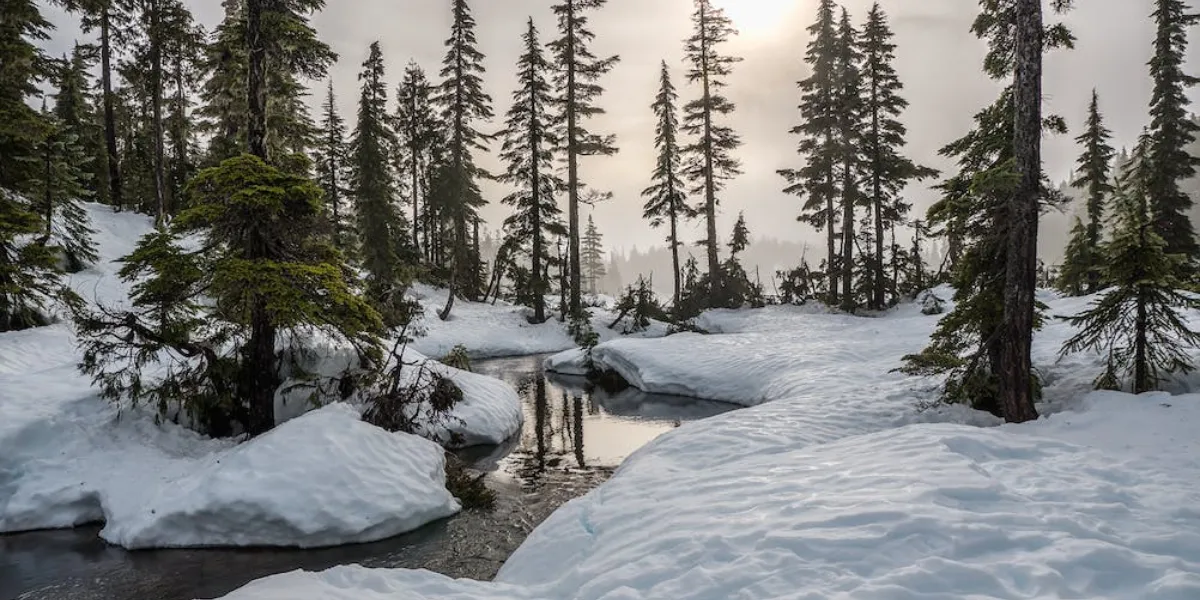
{"left": 0, "top": 353, "right": 738, "bottom": 600}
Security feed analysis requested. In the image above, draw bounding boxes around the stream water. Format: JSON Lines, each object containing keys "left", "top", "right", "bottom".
{"left": 1, "top": 354, "right": 738, "bottom": 600}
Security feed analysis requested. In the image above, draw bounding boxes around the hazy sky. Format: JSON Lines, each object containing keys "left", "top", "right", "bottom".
{"left": 40, "top": 0, "right": 1200, "bottom": 256}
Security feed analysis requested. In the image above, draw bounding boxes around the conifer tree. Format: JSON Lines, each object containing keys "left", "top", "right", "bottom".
{"left": 54, "top": 44, "right": 109, "bottom": 204}
{"left": 395, "top": 62, "right": 438, "bottom": 257}
{"left": 682, "top": 0, "right": 742, "bottom": 306}
{"left": 314, "top": 80, "right": 351, "bottom": 249}
{"left": 162, "top": 1, "right": 204, "bottom": 208}
{"left": 498, "top": 19, "right": 564, "bottom": 324}
{"left": 39, "top": 97, "right": 98, "bottom": 272}
{"left": 728, "top": 211, "right": 749, "bottom": 258}
{"left": 582, "top": 215, "right": 606, "bottom": 295}
{"left": 1061, "top": 139, "right": 1200, "bottom": 393}
{"left": 350, "top": 42, "right": 409, "bottom": 323}
{"left": 549, "top": 0, "right": 620, "bottom": 318}
{"left": 860, "top": 2, "right": 938, "bottom": 309}
{"left": 782, "top": 0, "right": 840, "bottom": 306}
{"left": 642, "top": 60, "right": 694, "bottom": 309}
{"left": 1068, "top": 89, "right": 1115, "bottom": 294}
{"left": 834, "top": 8, "right": 865, "bottom": 312}
{"left": 1146, "top": 0, "right": 1200, "bottom": 267}
{"left": 1056, "top": 216, "right": 1094, "bottom": 296}
{"left": 434, "top": 0, "right": 493, "bottom": 315}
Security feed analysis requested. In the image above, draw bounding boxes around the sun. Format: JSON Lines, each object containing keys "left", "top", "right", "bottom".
{"left": 712, "top": 0, "right": 799, "bottom": 37}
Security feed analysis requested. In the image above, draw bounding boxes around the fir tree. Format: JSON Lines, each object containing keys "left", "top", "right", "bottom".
{"left": 549, "top": 0, "right": 620, "bottom": 318}
{"left": 642, "top": 60, "right": 694, "bottom": 309}
{"left": 395, "top": 62, "right": 438, "bottom": 257}
{"left": 54, "top": 44, "right": 109, "bottom": 205}
{"left": 497, "top": 19, "right": 565, "bottom": 324}
{"left": 77, "top": 155, "right": 383, "bottom": 436}
{"left": 860, "top": 3, "right": 938, "bottom": 309}
{"left": 728, "top": 211, "right": 749, "bottom": 257}
{"left": 582, "top": 215, "right": 606, "bottom": 295}
{"left": 434, "top": 0, "right": 493, "bottom": 314}
{"left": 1068, "top": 90, "right": 1115, "bottom": 294}
{"left": 782, "top": 0, "right": 842, "bottom": 306}
{"left": 350, "top": 42, "right": 409, "bottom": 323}
{"left": 1061, "top": 139, "right": 1200, "bottom": 393}
{"left": 1056, "top": 216, "right": 1094, "bottom": 296}
{"left": 0, "top": 0, "right": 53, "bottom": 194}
{"left": 314, "top": 80, "right": 352, "bottom": 250}
{"left": 1146, "top": 0, "right": 1200, "bottom": 267}
{"left": 682, "top": 0, "right": 742, "bottom": 306}
{"left": 38, "top": 100, "right": 98, "bottom": 272}
{"left": 834, "top": 7, "right": 865, "bottom": 312}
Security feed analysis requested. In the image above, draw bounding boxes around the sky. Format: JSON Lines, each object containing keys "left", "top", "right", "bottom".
{"left": 39, "top": 0, "right": 1200, "bottom": 257}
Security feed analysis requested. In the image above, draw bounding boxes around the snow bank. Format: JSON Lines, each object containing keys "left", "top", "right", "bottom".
{"left": 543, "top": 347, "right": 590, "bottom": 376}
{"left": 101, "top": 404, "right": 459, "bottom": 549}
{"left": 405, "top": 348, "right": 523, "bottom": 447}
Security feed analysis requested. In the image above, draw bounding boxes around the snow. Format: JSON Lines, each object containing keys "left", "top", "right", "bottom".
{"left": 543, "top": 347, "right": 590, "bottom": 376}
{"left": 403, "top": 348, "right": 523, "bottom": 447}
{"left": 217, "top": 290, "right": 1200, "bottom": 600}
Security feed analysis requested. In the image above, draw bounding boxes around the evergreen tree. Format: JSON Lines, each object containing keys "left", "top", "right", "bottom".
{"left": 782, "top": 0, "right": 840, "bottom": 305}
{"left": 497, "top": 19, "right": 565, "bottom": 324}
{"left": 162, "top": 0, "right": 205, "bottom": 209}
{"left": 549, "top": 0, "right": 620, "bottom": 318}
{"left": 1061, "top": 139, "right": 1200, "bottom": 393}
{"left": 77, "top": 155, "right": 383, "bottom": 436}
{"left": 642, "top": 60, "right": 694, "bottom": 309}
{"left": 860, "top": 3, "right": 938, "bottom": 309}
{"left": 682, "top": 0, "right": 742, "bottom": 306}
{"left": 1056, "top": 216, "right": 1094, "bottom": 296}
{"left": 434, "top": 0, "right": 493, "bottom": 314}
{"left": 1146, "top": 0, "right": 1200, "bottom": 267}
{"left": 582, "top": 215, "right": 606, "bottom": 295}
{"left": 350, "top": 42, "right": 409, "bottom": 323}
{"left": 834, "top": 8, "right": 865, "bottom": 312}
{"left": 395, "top": 62, "right": 438, "bottom": 257}
{"left": 0, "top": 0, "right": 53, "bottom": 194}
{"left": 39, "top": 97, "right": 98, "bottom": 272}
{"left": 728, "top": 211, "right": 749, "bottom": 257}
{"left": 1069, "top": 89, "right": 1115, "bottom": 294}
{"left": 314, "top": 80, "right": 352, "bottom": 249}
{"left": 54, "top": 44, "right": 109, "bottom": 205}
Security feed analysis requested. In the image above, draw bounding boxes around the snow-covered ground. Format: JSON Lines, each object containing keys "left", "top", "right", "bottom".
{"left": 0, "top": 204, "right": 515, "bottom": 548}
{"left": 217, "top": 289, "right": 1200, "bottom": 599}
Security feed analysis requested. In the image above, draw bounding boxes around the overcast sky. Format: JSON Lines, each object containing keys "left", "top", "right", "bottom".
{"left": 40, "top": 0, "right": 1200, "bottom": 255}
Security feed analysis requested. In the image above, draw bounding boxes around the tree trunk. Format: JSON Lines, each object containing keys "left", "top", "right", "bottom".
{"left": 872, "top": 107, "right": 885, "bottom": 309}
{"left": 825, "top": 136, "right": 838, "bottom": 305}
{"left": 699, "top": 6, "right": 721, "bottom": 306}
{"left": 412, "top": 149, "right": 421, "bottom": 254}
{"left": 840, "top": 162, "right": 854, "bottom": 312}
{"left": 100, "top": 8, "right": 123, "bottom": 211}
{"left": 246, "top": 0, "right": 268, "bottom": 160}
{"left": 997, "top": 0, "right": 1042, "bottom": 424}
{"left": 566, "top": 0, "right": 583, "bottom": 319}
{"left": 531, "top": 88, "right": 545, "bottom": 324}
{"left": 149, "top": 0, "right": 166, "bottom": 228}
{"left": 1134, "top": 284, "right": 1149, "bottom": 393}
{"left": 670, "top": 209, "right": 681, "bottom": 309}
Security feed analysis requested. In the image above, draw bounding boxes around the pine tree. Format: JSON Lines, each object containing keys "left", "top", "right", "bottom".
{"left": 54, "top": 44, "right": 109, "bottom": 205}
{"left": 395, "top": 62, "right": 438, "bottom": 257}
{"left": 861, "top": 2, "right": 938, "bottom": 309}
{"left": 162, "top": 0, "right": 204, "bottom": 209}
{"left": 350, "top": 42, "right": 409, "bottom": 324}
{"left": 642, "top": 60, "right": 694, "bottom": 309}
{"left": 728, "top": 211, "right": 749, "bottom": 257}
{"left": 434, "top": 0, "right": 493, "bottom": 315}
{"left": 314, "top": 80, "right": 352, "bottom": 249}
{"left": 1069, "top": 90, "right": 1115, "bottom": 294}
{"left": 1057, "top": 216, "right": 1094, "bottom": 296}
{"left": 582, "top": 215, "right": 606, "bottom": 295}
{"left": 1146, "top": 0, "right": 1200, "bottom": 267}
{"left": 834, "top": 7, "right": 865, "bottom": 312}
{"left": 1061, "top": 139, "right": 1200, "bottom": 393}
{"left": 41, "top": 90, "right": 99, "bottom": 272}
{"left": 549, "top": 0, "right": 620, "bottom": 318}
{"left": 682, "top": 0, "right": 742, "bottom": 306}
{"left": 782, "top": 0, "right": 840, "bottom": 306}
{"left": 498, "top": 19, "right": 565, "bottom": 324}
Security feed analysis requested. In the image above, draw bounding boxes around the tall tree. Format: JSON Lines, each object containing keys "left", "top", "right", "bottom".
{"left": 54, "top": 44, "right": 108, "bottom": 204}
{"left": 1146, "top": 0, "right": 1200, "bottom": 267}
{"left": 581, "top": 214, "right": 606, "bottom": 295}
{"left": 350, "top": 42, "right": 408, "bottom": 323}
{"left": 860, "top": 2, "right": 938, "bottom": 309}
{"left": 834, "top": 7, "right": 865, "bottom": 312}
{"left": 43, "top": 67, "right": 99, "bottom": 272}
{"left": 314, "top": 80, "right": 351, "bottom": 249}
{"left": 434, "top": 0, "right": 493, "bottom": 315}
{"left": 781, "top": 0, "right": 840, "bottom": 305}
{"left": 1061, "top": 139, "right": 1200, "bottom": 393}
{"left": 642, "top": 60, "right": 694, "bottom": 309}
{"left": 395, "top": 62, "right": 437, "bottom": 257}
{"left": 498, "top": 19, "right": 564, "bottom": 324}
{"left": 1069, "top": 89, "right": 1115, "bottom": 294}
{"left": 549, "top": 0, "right": 620, "bottom": 318}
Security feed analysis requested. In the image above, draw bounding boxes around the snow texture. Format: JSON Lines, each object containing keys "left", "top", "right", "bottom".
{"left": 403, "top": 348, "right": 523, "bottom": 447}
{"left": 543, "top": 347, "right": 590, "bottom": 376}
{"left": 217, "top": 289, "right": 1200, "bottom": 600}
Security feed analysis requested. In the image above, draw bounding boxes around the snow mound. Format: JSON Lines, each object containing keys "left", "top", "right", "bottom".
{"left": 219, "top": 564, "right": 529, "bottom": 600}
{"left": 100, "top": 403, "right": 459, "bottom": 549}
{"left": 410, "top": 348, "right": 523, "bottom": 447}
{"left": 543, "top": 347, "right": 590, "bottom": 376}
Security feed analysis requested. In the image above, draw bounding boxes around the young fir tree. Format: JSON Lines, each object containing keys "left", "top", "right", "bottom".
{"left": 314, "top": 80, "right": 352, "bottom": 250}
{"left": 581, "top": 215, "right": 606, "bottom": 295}
{"left": 77, "top": 155, "right": 383, "bottom": 436}
{"left": 728, "top": 211, "right": 749, "bottom": 258}
{"left": 642, "top": 61, "right": 694, "bottom": 310}
{"left": 350, "top": 42, "right": 409, "bottom": 324}
{"left": 38, "top": 99, "right": 98, "bottom": 273}
{"left": 1061, "top": 139, "right": 1200, "bottom": 393}
{"left": 860, "top": 3, "right": 938, "bottom": 309}
{"left": 549, "top": 0, "right": 620, "bottom": 318}
{"left": 1066, "top": 90, "right": 1115, "bottom": 294}
{"left": 434, "top": 0, "right": 493, "bottom": 315}
{"left": 395, "top": 62, "right": 438, "bottom": 258}
{"left": 833, "top": 8, "right": 866, "bottom": 312}
{"left": 682, "top": 0, "right": 742, "bottom": 306}
{"left": 1056, "top": 216, "right": 1094, "bottom": 296}
{"left": 1146, "top": 0, "right": 1200, "bottom": 268}
{"left": 497, "top": 19, "right": 565, "bottom": 324}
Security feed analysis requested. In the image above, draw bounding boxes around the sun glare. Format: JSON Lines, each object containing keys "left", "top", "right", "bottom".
{"left": 713, "top": 0, "right": 798, "bottom": 37}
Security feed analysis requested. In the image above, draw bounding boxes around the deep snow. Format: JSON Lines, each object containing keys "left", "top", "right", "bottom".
{"left": 0, "top": 204, "right": 516, "bottom": 548}
{"left": 216, "top": 289, "right": 1200, "bottom": 599}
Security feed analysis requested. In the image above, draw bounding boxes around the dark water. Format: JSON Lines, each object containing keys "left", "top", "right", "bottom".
{"left": 0, "top": 354, "right": 737, "bottom": 600}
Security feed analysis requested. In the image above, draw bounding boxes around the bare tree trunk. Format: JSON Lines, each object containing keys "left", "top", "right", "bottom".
{"left": 997, "top": 0, "right": 1042, "bottom": 424}
{"left": 566, "top": 0, "right": 583, "bottom": 319}
{"left": 699, "top": 4, "right": 721, "bottom": 306}
{"left": 840, "top": 162, "right": 854, "bottom": 312}
{"left": 149, "top": 0, "right": 167, "bottom": 228}
{"left": 100, "top": 7, "right": 123, "bottom": 211}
